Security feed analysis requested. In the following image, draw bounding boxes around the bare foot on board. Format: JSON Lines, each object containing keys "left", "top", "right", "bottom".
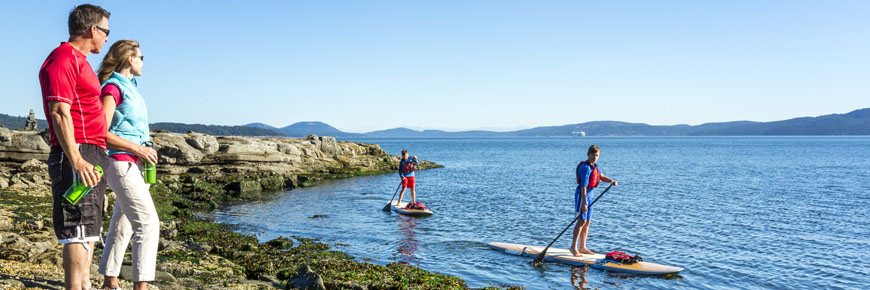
{"left": 570, "top": 248, "right": 583, "bottom": 257}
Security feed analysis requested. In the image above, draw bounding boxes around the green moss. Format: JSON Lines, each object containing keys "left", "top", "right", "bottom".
{"left": 0, "top": 191, "right": 52, "bottom": 226}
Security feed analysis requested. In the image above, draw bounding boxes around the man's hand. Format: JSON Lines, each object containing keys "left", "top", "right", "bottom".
{"left": 72, "top": 158, "right": 100, "bottom": 187}
{"left": 611, "top": 180, "right": 618, "bottom": 186}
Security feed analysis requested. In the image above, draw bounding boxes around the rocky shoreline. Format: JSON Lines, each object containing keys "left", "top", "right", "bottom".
{"left": 0, "top": 128, "right": 518, "bottom": 289}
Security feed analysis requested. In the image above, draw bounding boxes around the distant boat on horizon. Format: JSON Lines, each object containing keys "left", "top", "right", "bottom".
{"left": 571, "top": 127, "right": 586, "bottom": 137}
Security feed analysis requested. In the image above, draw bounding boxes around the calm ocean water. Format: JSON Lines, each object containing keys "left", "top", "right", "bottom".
{"left": 207, "top": 137, "right": 870, "bottom": 289}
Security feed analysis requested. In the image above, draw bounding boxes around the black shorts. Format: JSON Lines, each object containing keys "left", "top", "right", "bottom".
{"left": 48, "top": 144, "right": 108, "bottom": 243}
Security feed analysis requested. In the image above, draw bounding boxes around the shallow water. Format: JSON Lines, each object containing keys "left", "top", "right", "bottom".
{"left": 206, "top": 137, "right": 870, "bottom": 289}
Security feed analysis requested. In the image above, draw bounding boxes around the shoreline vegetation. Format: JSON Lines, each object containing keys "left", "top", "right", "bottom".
{"left": 0, "top": 129, "right": 521, "bottom": 289}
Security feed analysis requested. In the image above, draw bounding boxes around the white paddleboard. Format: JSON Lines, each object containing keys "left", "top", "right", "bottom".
{"left": 488, "top": 242, "right": 683, "bottom": 275}
{"left": 390, "top": 201, "right": 434, "bottom": 217}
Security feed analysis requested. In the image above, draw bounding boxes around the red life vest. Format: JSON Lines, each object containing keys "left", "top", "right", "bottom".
{"left": 401, "top": 161, "right": 415, "bottom": 174}
{"left": 576, "top": 161, "right": 600, "bottom": 188}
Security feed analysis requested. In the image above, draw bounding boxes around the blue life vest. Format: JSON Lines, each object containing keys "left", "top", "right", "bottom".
{"left": 103, "top": 72, "right": 151, "bottom": 157}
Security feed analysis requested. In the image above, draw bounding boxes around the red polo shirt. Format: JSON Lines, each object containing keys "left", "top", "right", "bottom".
{"left": 39, "top": 42, "right": 107, "bottom": 148}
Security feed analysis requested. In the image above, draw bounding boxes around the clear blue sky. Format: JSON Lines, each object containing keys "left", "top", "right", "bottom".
{"left": 2, "top": 0, "right": 868, "bottom": 133}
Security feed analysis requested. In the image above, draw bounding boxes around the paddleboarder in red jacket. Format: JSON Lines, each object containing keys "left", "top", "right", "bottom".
{"left": 571, "top": 145, "right": 617, "bottom": 256}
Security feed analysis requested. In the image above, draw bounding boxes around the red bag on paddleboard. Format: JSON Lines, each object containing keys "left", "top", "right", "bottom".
{"left": 405, "top": 202, "right": 427, "bottom": 209}
{"left": 605, "top": 251, "right": 643, "bottom": 265}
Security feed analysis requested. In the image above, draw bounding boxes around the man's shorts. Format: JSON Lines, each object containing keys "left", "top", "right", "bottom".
{"left": 48, "top": 144, "right": 108, "bottom": 244}
{"left": 402, "top": 176, "right": 416, "bottom": 188}
{"left": 574, "top": 187, "right": 594, "bottom": 221}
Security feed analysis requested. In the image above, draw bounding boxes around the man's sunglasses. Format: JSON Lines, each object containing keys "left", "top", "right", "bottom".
{"left": 95, "top": 26, "right": 110, "bottom": 37}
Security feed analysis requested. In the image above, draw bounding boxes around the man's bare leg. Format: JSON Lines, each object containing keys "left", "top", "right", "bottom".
{"left": 397, "top": 187, "right": 406, "bottom": 206}
{"left": 570, "top": 221, "right": 583, "bottom": 257}
{"left": 63, "top": 242, "right": 93, "bottom": 290}
{"left": 578, "top": 221, "right": 596, "bottom": 254}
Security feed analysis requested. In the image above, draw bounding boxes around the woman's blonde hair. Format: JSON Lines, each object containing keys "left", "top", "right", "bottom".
{"left": 97, "top": 40, "right": 139, "bottom": 83}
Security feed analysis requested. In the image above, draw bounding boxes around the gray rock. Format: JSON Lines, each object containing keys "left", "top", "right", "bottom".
{"left": 152, "top": 134, "right": 204, "bottom": 165}
{"left": 118, "top": 266, "right": 176, "bottom": 283}
{"left": 243, "top": 275, "right": 283, "bottom": 289}
{"left": 19, "top": 158, "right": 47, "bottom": 172}
{"left": 0, "top": 176, "right": 8, "bottom": 189}
{"left": 289, "top": 265, "right": 325, "bottom": 290}
{"left": 336, "top": 282, "right": 368, "bottom": 290}
{"left": 0, "top": 279, "right": 25, "bottom": 289}
{"left": 0, "top": 127, "right": 11, "bottom": 143}
{"left": 15, "top": 220, "right": 43, "bottom": 231}
{"left": 119, "top": 265, "right": 134, "bottom": 281}
{"left": 188, "top": 241, "right": 213, "bottom": 254}
{"left": 158, "top": 262, "right": 194, "bottom": 278}
{"left": 0, "top": 215, "right": 13, "bottom": 231}
{"left": 176, "top": 277, "right": 204, "bottom": 289}
{"left": 0, "top": 235, "right": 49, "bottom": 262}
{"left": 236, "top": 180, "right": 262, "bottom": 194}
{"left": 318, "top": 136, "right": 338, "bottom": 155}
{"left": 0, "top": 231, "right": 18, "bottom": 243}
{"left": 185, "top": 133, "right": 219, "bottom": 154}
{"left": 154, "top": 270, "right": 177, "bottom": 283}
{"left": 220, "top": 142, "right": 279, "bottom": 155}
{"left": 278, "top": 143, "right": 302, "bottom": 155}
{"left": 0, "top": 130, "right": 49, "bottom": 161}
{"left": 158, "top": 238, "right": 182, "bottom": 251}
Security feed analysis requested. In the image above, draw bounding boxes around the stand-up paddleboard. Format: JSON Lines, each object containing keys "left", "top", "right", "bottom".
{"left": 390, "top": 201, "right": 433, "bottom": 217}
{"left": 488, "top": 242, "right": 683, "bottom": 275}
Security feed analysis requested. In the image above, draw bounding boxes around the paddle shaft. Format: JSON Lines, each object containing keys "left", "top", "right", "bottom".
{"left": 383, "top": 180, "right": 404, "bottom": 211}
{"left": 533, "top": 183, "right": 614, "bottom": 264}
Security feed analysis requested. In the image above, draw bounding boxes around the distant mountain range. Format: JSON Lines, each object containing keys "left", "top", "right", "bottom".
{"left": 255, "top": 108, "right": 870, "bottom": 137}
{"left": 3, "top": 108, "right": 868, "bottom": 137}
{"left": 150, "top": 122, "right": 283, "bottom": 136}
{"left": 244, "top": 122, "right": 364, "bottom": 138}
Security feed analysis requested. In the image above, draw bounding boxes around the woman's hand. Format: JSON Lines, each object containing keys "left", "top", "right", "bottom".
{"left": 133, "top": 145, "right": 158, "bottom": 165}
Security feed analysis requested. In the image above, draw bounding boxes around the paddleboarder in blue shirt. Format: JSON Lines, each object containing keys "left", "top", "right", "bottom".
{"left": 571, "top": 145, "right": 617, "bottom": 256}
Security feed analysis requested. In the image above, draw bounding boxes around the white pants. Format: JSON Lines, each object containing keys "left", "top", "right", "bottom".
{"left": 99, "top": 159, "right": 159, "bottom": 282}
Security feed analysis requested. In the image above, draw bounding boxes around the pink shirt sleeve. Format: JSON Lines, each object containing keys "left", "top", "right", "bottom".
{"left": 100, "top": 83, "right": 124, "bottom": 105}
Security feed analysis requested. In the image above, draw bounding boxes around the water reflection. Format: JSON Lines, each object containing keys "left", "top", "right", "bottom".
{"left": 571, "top": 266, "right": 589, "bottom": 289}
{"left": 394, "top": 215, "right": 420, "bottom": 264}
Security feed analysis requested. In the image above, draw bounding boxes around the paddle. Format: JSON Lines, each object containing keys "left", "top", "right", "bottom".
{"left": 382, "top": 180, "right": 404, "bottom": 212}
{"left": 532, "top": 183, "right": 614, "bottom": 265}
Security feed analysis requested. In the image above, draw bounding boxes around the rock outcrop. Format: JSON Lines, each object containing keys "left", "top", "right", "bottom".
{"left": 152, "top": 132, "right": 391, "bottom": 175}
{"left": 0, "top": 128, "right": 50, "bottom": 163}
{"left": 0, "top": 130, "right": 423, "bottom": 194}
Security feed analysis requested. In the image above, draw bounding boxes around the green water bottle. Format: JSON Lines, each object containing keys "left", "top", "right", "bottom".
{"left": 63, "top": 165, "right": 103, "bottom": 205}
{"left": 144, "top": 161, "right": 156, "bottom": 184}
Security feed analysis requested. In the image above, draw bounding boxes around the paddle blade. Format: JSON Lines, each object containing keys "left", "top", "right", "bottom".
{"left": 531, "top": 250, "right": 547, "bottom": 266}
{"left": 383, "top": 203, "right": 392, "bottom": 212}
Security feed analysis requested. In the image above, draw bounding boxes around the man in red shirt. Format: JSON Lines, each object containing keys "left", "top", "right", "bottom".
{"left": 39, "top": 4, "right": 111, "bottom": 290}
